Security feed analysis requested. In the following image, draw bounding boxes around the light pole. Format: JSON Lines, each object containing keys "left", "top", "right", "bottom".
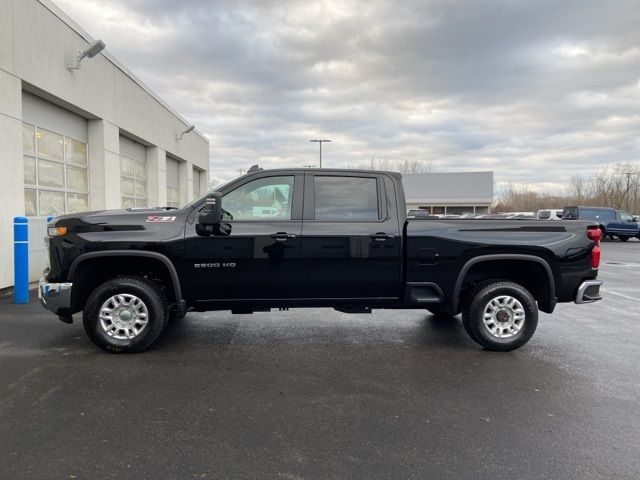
{"left": 309, "top": 139, "right": 331, "bottom": 168}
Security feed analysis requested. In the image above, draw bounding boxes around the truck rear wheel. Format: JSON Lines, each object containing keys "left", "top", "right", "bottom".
{"left": 83, "top": 276, "right": 169, "bottom": 353}
{"left": 618, "top": 236, "right": 631, "bottom": 242}
{"left": 462, "top": 281, "right": 538, "bottom": 351}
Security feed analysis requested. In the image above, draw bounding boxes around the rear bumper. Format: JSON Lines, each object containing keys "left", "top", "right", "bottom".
{"left": 574, "top": 280, "right": 603, "bottom": 304}
{"left": 38, "top": 277, "right": 73, "bottom": 315}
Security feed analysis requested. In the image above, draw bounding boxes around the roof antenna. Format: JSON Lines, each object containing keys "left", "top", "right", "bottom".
{"left": 247, "top": 164, "right": 263, "bottom": 173}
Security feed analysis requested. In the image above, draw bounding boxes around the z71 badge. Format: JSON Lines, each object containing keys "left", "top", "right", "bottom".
{"left": 146, "top": 215, "right": 176, "bottom": 223}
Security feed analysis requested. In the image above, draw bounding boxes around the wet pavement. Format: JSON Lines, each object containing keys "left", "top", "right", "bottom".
{"left": 0, "top": 239, "right": 639, "bottom": 479}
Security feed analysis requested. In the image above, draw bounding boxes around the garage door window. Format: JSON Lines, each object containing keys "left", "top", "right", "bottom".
{"left": 23, "top": 122, "right": 88, "bottom": 217}
{"left": 193, "top": 168, "right": 201, "bottom": 199}
{"left": 121, "top": 157, "right": 147, "bottom": 208}
{"left": 166, "top": 158, "right": 180, "bottom": 208}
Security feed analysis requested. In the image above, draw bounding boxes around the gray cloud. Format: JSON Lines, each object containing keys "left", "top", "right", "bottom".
{"left": 55, "top": 0, "right": 640, "bottom": 190}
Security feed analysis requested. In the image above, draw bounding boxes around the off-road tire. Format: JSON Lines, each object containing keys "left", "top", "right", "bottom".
{"left": 83, "top": 276, "right": 169, "bottom": 353}
{"left": 462, "top": 281, "right": 538, "bottom": 351}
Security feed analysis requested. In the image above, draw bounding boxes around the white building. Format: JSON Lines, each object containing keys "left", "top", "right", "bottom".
{"left": 0, "top": 0, "right": 210, "bottom": 289}
{"left": 403, "top": 172, "right": 493, "bottom": 214}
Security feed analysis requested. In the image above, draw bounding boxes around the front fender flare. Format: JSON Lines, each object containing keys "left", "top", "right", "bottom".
{"left": 68, "top": 250, "right": 186, "bottom": 315}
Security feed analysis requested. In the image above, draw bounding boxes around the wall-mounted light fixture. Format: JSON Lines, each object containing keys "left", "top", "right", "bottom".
{"left": 66, "top": 40, "right": 106, "bottom": 71}
{"left": 176, "top": 125, "right": 195, "bottom": 141}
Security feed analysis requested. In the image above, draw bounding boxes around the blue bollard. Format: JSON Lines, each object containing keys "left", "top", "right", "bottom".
{"left": 13, "top": 216, "right": 29, "bottom": 304}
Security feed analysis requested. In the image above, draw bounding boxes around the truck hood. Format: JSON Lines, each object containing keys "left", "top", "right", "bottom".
{"left": 51, "top": 207, "right": 187, "bottom": 234}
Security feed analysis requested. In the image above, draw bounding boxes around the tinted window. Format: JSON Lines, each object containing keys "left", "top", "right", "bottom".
{"left": 223, "top": 176, "right": 294, "bottom": 220}
{"left": 619, "top": 211, "right": 633, "bottom": 221}
{"left": 314, "top": 176, "right": 379, "bottom": 221}
{"left": 581, "top": 208, "right": 615, "bottom": 220}
{"left": 537, "top": 210, "right": 551, "bottom": 219}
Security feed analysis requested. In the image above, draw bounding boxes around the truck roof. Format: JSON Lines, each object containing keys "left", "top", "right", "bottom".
{"left": 242, "top": 167, "right": 403, "bottom": 179}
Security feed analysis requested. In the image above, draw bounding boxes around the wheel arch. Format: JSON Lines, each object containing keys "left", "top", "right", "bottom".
{"left": 451, "top": 254, "right": 556, "bottom": 314}
{"left": 68, "top": 251, "right": 185, "bottom": 315}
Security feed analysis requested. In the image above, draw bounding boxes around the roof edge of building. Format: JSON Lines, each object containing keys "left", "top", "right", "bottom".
{"left": 37, "top": 0, "right": 208, "bottom": 144}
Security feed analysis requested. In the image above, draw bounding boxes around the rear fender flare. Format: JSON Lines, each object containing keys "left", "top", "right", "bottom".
{"left": 451, "top": 254, "right": 556, "bottom": 313}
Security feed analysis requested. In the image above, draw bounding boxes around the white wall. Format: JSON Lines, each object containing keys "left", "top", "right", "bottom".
{"left": 0, "top": 70, "right": 24, "bottom": 289}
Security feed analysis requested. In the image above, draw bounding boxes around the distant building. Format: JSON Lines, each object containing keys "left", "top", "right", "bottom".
{"left": 402, "top": 172, "right": 493, "bottom": 214}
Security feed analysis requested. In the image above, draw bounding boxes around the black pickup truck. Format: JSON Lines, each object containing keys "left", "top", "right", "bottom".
{"left": 40, "top": 167, "right": 603, "bottom": 353}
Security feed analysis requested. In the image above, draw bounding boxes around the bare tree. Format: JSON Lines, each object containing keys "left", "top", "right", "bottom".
{"left": 350, "top": 158, "right": 435, "bottom": 173}
{"left": 569, "top": 175, "right": 585, "bottom": 204}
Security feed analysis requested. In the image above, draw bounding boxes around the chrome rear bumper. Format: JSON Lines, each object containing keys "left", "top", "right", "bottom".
{"left": 575, "top": 280, "right": 603, "bottom": 304}
{"left": 38, "top": 277, "right": 73, "bottom": 315}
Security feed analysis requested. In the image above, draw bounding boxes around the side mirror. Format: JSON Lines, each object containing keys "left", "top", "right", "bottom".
{"left": 197, "top": 192, "right": 222, "bottom": 227}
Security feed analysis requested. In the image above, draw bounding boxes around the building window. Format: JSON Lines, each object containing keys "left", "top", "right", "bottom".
{"left": 23, "top": 122, "right": 88, "bottom": 217}
{"left": 166, "top": 157, "right": 180, "bottom": 208}
{"left": 193, "top": 168, "right": 201, "bottom": 199}
{"left": 166, "top": 187, "right": 179, "bottom": 208}
{"left": 120, "top": 157, "right": 147, "bottom": 208}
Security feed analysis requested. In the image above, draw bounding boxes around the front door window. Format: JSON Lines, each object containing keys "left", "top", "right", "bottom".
{"left": 223, "top": 176, "right": 294, "bottom": 221}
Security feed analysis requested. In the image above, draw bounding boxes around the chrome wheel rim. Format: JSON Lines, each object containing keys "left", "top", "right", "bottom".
{"left": 99, "top": 294, "right": 149, "bottom": 340}
{"left": 482, "top": 295, "right": 525, "bottom": 339}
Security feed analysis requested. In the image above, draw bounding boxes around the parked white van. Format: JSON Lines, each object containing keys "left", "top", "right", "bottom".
{"left": 536, "top": 209, "right": 563, "bottom": 220}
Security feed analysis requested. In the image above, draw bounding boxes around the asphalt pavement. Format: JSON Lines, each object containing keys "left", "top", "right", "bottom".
{"left": 0, "top": 239, "right": 639, "bottom": 479}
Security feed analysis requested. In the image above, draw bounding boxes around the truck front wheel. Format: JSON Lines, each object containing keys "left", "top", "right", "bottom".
{"left": 83, "top": 276, "right": 169, "bottom": 353}
{"left": 462, "top": 281, "right": 538, "bottom": 351}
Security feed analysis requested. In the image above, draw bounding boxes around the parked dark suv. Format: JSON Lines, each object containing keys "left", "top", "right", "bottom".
{"left": 562, "top": 206, "right": 640, "bottom": 241}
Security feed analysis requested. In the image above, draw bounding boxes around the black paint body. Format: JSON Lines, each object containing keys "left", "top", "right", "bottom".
{"left": 46, "top": 169, "right": 599, "bottom": 315}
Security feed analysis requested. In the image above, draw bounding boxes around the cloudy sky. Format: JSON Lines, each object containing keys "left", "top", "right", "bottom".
{"left": 55, "top": 0, "right": 640, "bottom": 191}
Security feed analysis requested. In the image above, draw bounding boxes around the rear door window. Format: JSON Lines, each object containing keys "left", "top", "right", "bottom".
{"left": 313, "top": 176, "right": 380, "bottom": 221}
{"left": 537, "top": 210, "right": 551, "bottom": 219}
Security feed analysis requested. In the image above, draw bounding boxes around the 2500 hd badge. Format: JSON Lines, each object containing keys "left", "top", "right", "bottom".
{"left": 194, "top": 263, "right": 237, "bottom": 268}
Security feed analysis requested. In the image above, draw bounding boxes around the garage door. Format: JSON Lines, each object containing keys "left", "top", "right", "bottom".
{"left": 22, "top": 92, "right": 88, "bottom": 216}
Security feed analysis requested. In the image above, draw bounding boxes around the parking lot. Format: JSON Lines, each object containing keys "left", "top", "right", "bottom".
{"left": 0, "top": 239, "right": 639, "bottom": 479}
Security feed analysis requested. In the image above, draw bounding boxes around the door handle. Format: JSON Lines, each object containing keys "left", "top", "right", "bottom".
{"left": 369, "top": 232, "right": 396, "bottom": 241}
{"left": 269, "top": 232, "right": 297, "bottom": 241}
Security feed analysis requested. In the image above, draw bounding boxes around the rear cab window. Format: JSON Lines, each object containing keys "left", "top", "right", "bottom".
{"left": 562, "top": 207, "right": 578, "bottom": 219}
